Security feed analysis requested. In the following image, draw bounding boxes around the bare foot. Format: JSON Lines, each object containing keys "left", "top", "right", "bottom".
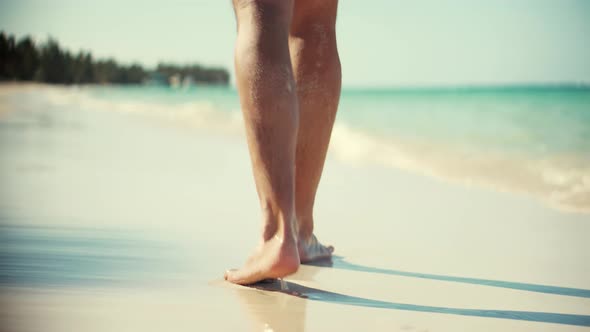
{"left": 298, "top": 234, "right": 334, "bottom": 263}
{"left": 224, "top": 235, "right": 300, "bottom": 285}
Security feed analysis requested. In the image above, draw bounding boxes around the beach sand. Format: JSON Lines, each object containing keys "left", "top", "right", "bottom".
{"left": 1, "top": 84, "right": 589, "bottom": 331}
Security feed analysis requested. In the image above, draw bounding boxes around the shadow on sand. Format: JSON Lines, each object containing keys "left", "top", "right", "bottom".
{"left": 241, "top": 256, "right": 590, "bottom": 327}
{"left": 308, "top": 256, "right": 590, "bottom": 298}
{"left": 249, "top": 278, "right": 590, "bottom": 327}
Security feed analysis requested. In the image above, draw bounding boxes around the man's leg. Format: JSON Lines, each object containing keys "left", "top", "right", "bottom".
{"left": 290, "top": 0, "right": 341, "bottom": 262}
{"left": 225, "top": 0, "right": 300, "bottom": 285}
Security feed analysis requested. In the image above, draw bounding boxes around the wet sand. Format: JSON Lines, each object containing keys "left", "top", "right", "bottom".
{"left": 1, "top": 84, "right": 589, "bottom": 331}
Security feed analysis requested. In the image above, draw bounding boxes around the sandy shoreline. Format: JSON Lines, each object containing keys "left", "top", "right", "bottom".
{"left": 1, "top": 84, "right": 589, "bottom": 331}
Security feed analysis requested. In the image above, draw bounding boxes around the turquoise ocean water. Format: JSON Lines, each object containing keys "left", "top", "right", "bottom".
{"left": 5, "top": 84, "right": 590, "bottom": 213}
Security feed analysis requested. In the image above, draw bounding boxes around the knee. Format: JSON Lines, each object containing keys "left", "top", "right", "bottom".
{"left": 233, "top": 0, "right": 293, "bottom": 28}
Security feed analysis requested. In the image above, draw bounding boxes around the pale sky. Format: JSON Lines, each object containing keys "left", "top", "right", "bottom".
{"left": 1, "top": 0, "right": 589, "bottom": 87}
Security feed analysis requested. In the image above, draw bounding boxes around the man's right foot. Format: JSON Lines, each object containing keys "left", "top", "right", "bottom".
{"left": 224, "top": 235, "right": 300, "bottom": 285}
{"left": 298, "top": 234, "right": 334, "bottom": 263}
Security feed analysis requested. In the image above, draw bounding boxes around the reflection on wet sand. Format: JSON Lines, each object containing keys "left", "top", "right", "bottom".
{"left": 230, "top": 266, "right": 330, "bottom": 332}
{"left": 234, "top": 281, "right": 308, "bottom": 332}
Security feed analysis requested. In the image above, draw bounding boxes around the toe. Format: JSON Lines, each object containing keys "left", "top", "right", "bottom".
{"left": 319, "top": 244, "right": 333, "bottom": 257}
{"left": 224, "top": 268, "right": 240, "bottom": 283}
{"left": 224, "top": 267, "right": 264, "bottom": 285}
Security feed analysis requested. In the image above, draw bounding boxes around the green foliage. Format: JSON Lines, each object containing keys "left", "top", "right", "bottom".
{"left": 0, "top": 33, "right": 17, "bottom": 79}
{"left": 14, "top": 37, "right": 39, "bottom": 80}
{"left": 0, "top": 31, "right": 229, "bottom": 85}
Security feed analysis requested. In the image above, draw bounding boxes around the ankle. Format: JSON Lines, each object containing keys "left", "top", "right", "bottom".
{"left": 261, "top": 204, "right": 297, "bottom": 242}
{"left": 296, "top": 215, "right": 314, "bottom": 241}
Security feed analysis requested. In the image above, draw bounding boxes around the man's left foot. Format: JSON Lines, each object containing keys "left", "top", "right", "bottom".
{"left": 298, "top": 234, "right": 334, "bottom": 263}
{"left": 224, "top": 234, "right": 300, "bottom": 285}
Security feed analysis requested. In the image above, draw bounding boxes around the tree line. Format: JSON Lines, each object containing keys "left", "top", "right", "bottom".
{"left": 0, "top": 31, "right": 229, "bottom": 85}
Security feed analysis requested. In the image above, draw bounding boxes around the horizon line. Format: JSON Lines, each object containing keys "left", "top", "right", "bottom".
{"left": 338, "top": 82, "right": 590, "bottom": 91}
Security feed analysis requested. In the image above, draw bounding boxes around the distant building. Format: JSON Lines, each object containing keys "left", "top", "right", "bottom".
{"left": 169, "top": 74, "right": 181, "bottom": 88}
{"left": 144, "top": 72, "right": 167, "bottom": 85}
{"left": 182, "top": 75, "right": 194, "bottom": 87}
